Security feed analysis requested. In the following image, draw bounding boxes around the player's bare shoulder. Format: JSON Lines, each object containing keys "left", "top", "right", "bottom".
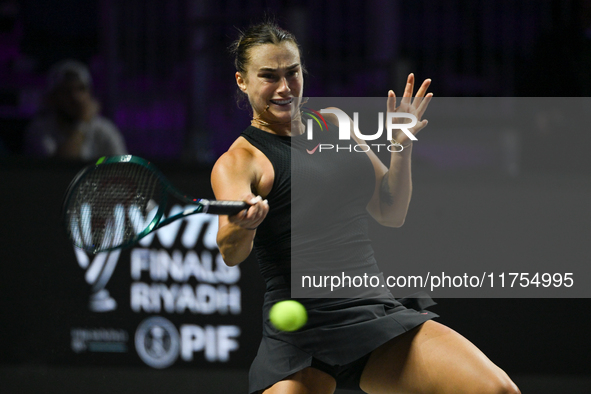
{"left": 212, "top": 139, "right": 256, "bottom": 182}
{"left": 211, "top": 136, "right": 274, "bottom": 198}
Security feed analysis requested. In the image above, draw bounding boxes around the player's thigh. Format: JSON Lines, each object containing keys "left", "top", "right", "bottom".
{"left": 261, "top": 367, "right": 337, "bottom": 394}
{"left": 359, "top": 320, "right": 520, "bottom": 394}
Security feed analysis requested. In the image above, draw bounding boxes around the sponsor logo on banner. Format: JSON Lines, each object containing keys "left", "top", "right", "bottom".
{"left": 129, "top": 205, "right": 241, "bottom": 316}
{"left": 74, "top": 247, "right": 121, "bottom": 312}
{"left": 135, "top": 316, "right": 180, "bottom": 368}
{"left": 71, "top": 328, "right": 129, "bottom": 353}
{"left": 135, "top": 316, "right": 241, "bottom": 368}
{"left": 71, "top": 203, "right": 244, "bottom": 367}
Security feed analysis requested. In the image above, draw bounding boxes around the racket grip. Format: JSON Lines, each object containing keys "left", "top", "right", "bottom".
{"left": 200, "top": 199, "right": 249, "bottom": 215}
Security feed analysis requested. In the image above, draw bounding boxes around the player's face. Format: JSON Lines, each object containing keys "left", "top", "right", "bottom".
{"left": 236, "top": 41, "right": 304, "bottom": 127}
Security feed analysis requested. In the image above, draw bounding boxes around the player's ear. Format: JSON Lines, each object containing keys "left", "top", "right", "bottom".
{"left": 236, "top": 72, "right": 247, "bottom": 93}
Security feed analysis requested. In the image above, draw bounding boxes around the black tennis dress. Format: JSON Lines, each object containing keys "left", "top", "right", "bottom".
{"left": 240, "top": 124, "right": 437, "bottom": 393}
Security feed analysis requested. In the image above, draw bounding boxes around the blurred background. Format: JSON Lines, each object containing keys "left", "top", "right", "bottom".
{"left": 1, "top": 0, "right": 591, "bottom": 164}
{"left": 1, "top": 0, "right": 590, "bottom": 393}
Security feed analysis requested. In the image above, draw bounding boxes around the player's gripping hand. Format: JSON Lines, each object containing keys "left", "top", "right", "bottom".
{"left": 228, "top": 193, "right": 269, "bottom": 231}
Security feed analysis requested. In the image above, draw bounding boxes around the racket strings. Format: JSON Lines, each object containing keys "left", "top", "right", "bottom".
{"left": 127, "top": 164, "right": 161, "bottom": 235}
{"left": 67, "top": 163, "right": 164, "bottom": 253}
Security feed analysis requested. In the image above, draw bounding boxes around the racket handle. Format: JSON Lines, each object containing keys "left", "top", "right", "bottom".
{"left": 200, "top": 199, "right": 249, "bottom": 215}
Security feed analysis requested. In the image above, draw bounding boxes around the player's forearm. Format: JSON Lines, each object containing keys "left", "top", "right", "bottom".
{"left": 378, "top": 144, "right": 413, "bottom": 227}
{"left": 217, "top": 223, "right": 256, "bottom": 266}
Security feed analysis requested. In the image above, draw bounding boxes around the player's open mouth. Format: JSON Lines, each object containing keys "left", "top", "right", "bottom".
{"left": 270, "top": 98, "right": 293, "bottom": 106}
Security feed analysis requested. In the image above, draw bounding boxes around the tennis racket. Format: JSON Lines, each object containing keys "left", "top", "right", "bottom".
{"left": 63, "top": 155, "right": 248, "bottom": 254}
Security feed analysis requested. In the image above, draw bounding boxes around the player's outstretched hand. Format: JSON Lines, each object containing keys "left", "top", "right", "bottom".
{"left": 387, "top": 73, "right": 433, "bottom": 147}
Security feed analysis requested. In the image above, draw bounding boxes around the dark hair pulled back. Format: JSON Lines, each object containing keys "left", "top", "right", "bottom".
{"left": 230, "top": 20, "right": 305, "bottom": 74}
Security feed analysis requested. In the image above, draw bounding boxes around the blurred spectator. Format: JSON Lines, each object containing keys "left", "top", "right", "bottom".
{"left": 24, "top": 60, "right": 126, "bottom": 160}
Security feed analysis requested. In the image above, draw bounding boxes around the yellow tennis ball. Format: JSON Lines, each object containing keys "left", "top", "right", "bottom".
{"left": 269, "top": 300, "right": 308, "bottom": 332}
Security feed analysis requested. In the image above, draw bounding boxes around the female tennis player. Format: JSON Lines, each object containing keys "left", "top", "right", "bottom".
{"left": 211, "top": 21, "right": 520, "bottom": 394}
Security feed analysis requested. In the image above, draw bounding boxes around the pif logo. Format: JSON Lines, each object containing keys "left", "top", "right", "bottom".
{"left": 135, "top": 316, "right": 180, "bottom": 368}
{"left": 135, "top": 316, "right": 241, "bottom": 369}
